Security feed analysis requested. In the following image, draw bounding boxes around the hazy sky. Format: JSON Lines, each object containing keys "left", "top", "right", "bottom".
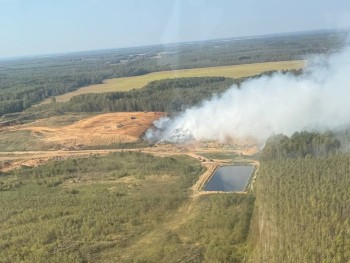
{"left": 0, "top": 0, "right": 349, "bottom": 58}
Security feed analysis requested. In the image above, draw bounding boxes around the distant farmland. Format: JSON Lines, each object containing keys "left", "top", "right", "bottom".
{"left": 42, "top": 60, "right": 305, "bottom": 103}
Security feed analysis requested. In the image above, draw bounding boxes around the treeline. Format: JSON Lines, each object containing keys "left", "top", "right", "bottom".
{"left": 249, "top": 132, "right": 350, "bottom": 262}
{"left": 0, "top": 66, "right": 107, "bottom": 116}
{"left": 31, "top": 70, "right": 302, "bottom": 115}
{"left": 0, "top": 30, "right": 345, "bottom": 116}
{"left": 31, "top": 77, "right": 238, "bottom": 113}
{"left": 152, "top": 31, "right": 345, "bottom": 70}
{"left": 262, "top": 131, "right": 340, "bottom": 160}
{"left": 0, "top": 52, "right": 164, "bottom": 117}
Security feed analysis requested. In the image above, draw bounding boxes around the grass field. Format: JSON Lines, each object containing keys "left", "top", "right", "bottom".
{"left": 42, "top": 60, "right": 305, "bottom": 103}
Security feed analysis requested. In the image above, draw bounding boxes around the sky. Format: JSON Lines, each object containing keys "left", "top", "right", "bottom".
{"left": 0, "top": 0, "right": 350, "bottom": 58}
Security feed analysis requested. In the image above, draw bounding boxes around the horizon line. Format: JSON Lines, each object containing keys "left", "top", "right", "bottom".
{"left": 0, "top": 28, "right": 343, "bottom": 62}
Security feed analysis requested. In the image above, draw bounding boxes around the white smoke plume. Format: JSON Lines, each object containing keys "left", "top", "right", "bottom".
{"left": 145, "top": 44, "right": 350, "bottom": 145}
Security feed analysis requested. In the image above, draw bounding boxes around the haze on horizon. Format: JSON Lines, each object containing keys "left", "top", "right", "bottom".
{"left": 0, "top": 0, "right": 350, "bottom": 58}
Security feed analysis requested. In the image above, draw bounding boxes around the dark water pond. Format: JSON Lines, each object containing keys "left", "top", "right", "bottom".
{"left": 204, "top": 165, "right": 254, "bottom": 192}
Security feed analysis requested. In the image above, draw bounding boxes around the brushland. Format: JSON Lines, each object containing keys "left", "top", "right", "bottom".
{"left": 41, "top": 60, "right": 305, "bottom": 103}
{"left": 0, "top": 151, "right": 254, "bottom": 263}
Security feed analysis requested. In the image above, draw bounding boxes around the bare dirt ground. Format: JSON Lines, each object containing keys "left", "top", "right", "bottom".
{"left": 0, "top": 111, "right": 259, "bottom": 195}
{"left": 7, "top": 112, "right": 164, "bottom": 148}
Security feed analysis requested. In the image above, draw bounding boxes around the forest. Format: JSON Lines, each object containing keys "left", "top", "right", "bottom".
{"left": 249, "top": 132, "right": 350, "bottom": 262}
{"left": 262, "top": 131, "right": 341, "bottom": 160}
{"left": 0, "top": 30, "right": 345, "bottom": 116}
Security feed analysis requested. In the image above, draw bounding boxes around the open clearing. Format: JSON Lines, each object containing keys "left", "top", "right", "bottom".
{"left": 0, "top": 111, "right": 258, "bottom": 188}
{"left": 1, "top": 112, "right": 164, "bottom": 150}
{"left": 41, "top": 60, "right": 305, "bottom": 103}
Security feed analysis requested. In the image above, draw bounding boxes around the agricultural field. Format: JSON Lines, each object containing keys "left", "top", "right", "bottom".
{"left": 42, "top": 60, "right": 305, "bottom": 103}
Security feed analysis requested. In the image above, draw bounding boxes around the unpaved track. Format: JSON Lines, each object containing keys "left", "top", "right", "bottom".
{"left": 0, "top": 148, "right": 211, "bottom": 172}
{"left": 0, "top": 112, "right": 259, "bottom": 189}
{"left": 192, "top": 163, "right": 220, "bottom": 194}
{"left": 0, "top": 145, "right": 258, "bottom": 173}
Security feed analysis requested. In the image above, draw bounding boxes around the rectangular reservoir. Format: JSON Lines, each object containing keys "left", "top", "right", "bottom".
{"left": 204, "top": 165, "right": 254, "bottom": 192}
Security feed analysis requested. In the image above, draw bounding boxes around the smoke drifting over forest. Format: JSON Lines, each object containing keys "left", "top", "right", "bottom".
{"left": 145, "top": 44, "right": 350, "bottom": 145}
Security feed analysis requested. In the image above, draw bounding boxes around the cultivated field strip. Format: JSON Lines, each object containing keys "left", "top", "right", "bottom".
{"left": 41, "top": 60, "right": 305, "bottom": 103}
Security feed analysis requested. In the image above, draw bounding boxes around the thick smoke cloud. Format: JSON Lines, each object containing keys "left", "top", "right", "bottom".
{"left": 145, "top": 46, "right": 350, "bottom": 145}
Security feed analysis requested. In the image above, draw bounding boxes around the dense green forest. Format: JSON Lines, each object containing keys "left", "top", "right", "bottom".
{"left": 0, "top": 31, "right": 345, "bottom": 116}
{"left": 249, "top": 132, "right": 350, "bottom": 262}
{"left": 262, "top": 131, "right": 341, "bottom": 160}
{"left": 0, "top": 152, "right": 254, "bottom": 262}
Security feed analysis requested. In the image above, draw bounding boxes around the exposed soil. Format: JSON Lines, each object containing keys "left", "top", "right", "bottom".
{"left": 13, "top": 112, "right": 165, "bottom": 148}
{"left": 0, "top": 112, "right": 259, "bottom": 191}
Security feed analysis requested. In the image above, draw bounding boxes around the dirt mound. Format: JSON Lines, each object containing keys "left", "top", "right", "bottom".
{"left": 19, "top": 112, "right": 164, "bottom": 148}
